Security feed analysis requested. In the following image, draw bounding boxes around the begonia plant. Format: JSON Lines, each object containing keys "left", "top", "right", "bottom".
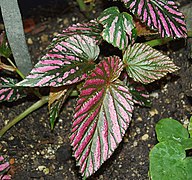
{"left": 0, "top": 0, "right": 190, "bottom": 178}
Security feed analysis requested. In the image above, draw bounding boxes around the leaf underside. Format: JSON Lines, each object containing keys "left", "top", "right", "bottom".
{"left": 97, "top": 6, "right": 136, "bottom": 50}
{"left": 123, "top": 43, "right": 179, "bottom": 84}
{"left": 48, "top": 86, "right": 72, "bottom": 129}
{"left": 123, "top": 75, "right": 151, "bottom": 107}
{"left": 122, "top": 0, "right": 187, "bottom": 38}
{"left": 70, "top": 56, "right": 134, "bottom": 178}
{"left": 17, "top": 35, "right": 99, "bottom": 87}
{"left": 0, "top": 77, "right": 27, "bottom": 102}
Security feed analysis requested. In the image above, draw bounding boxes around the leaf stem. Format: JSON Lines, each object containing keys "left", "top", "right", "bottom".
{"left": 76, "top": 0, "right": 87, "bottom": 12}
{"left": 145, "top": 31, "right": 192, "bottom": 47}
{"left": 7, "top": 58, "right": 42, "bottom": 98}
{"left": 7, "top": 58, "right": 25, "bottom": 79}
{"left": 0, "top": 96, "right": 48, "bottom": 138}
{"left": 145, "top": 37, "right": 172, "bottom": 47}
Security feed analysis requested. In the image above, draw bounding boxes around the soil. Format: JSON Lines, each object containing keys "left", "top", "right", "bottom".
{"left": 0, "top": 0, "right": 192, "bottom": 179}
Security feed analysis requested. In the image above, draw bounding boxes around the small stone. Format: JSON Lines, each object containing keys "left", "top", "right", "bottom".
{"left": 123, "top": 137, "right": 128, "bottom": 143}
{"left": 72, "top": 17, "right": 77, "bottom": 22}
{"left": 136, "top": 127, "right": 141, "bottom": 134}
{"left": 37, "top": 165, "right": 46, "bottom": 171}
{"left": 133, "top": 141, "right": 138, "bottom": 147}
{"left": 41, "top": 34, "right": 48, "bottom": 42}
{"left": 141, "top": 134, "right": 149, "bottom": 141}
{"left": 4, "top": 120, "right": 9, "bottom": 125}
{"left": 53, "top": 32, "right": 58, "bottom": 36}
{"left": 27, "top": 38, "right": 33, "bottom": 45}
{"left": 165, "top": 98, "right": 170, "bottom": 103}
{"left": 99, "top": 175, "right": 104, "bottom": 179}
{"left": 8, "top": 136, "right": 14, "bottom": 141}
{"left": 137, "top": 116, "right": 142, "bottom": 121}
{"left": 63, "top": 18, "right": 69, "bottom": 25}
{"left": 150, "top": 92, "right": 159, "bottom": 99}
{"left": 149, "top": 108, "right": 158, "bottom": 117}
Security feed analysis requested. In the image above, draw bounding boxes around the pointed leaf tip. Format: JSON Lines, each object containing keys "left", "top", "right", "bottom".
{"left": 17, "top": 35, "right": 99, "bottom": 87}
{"left": 124, "top": 43, "right": 179, "bottom": 84}
{"left": 71, "top": 56, "right": 134, "bottom": 178}
{"left": 98, "top": 7, "right": 136, "bottom": 50}
{"left": 0, "top": 77, "right": 27, "bottom": 102}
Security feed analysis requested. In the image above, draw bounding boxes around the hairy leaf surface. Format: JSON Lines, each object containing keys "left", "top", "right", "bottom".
{"left": 17, "top": 35, "right": 99, "bottom": 87}
{"left": 121, "top": 0, "right": 187, "bottom": 38}
{"left": 71, "top": 56, "right": 134, "bottom": 178}
{"left": 97, "top": 7, "right": 136, "bottom": 50}
{"left": 0, "top": 77, "right": 27, "bottom": 102}
{"left": 49, "top": 20, "right": 103, "bottom": 49}
{"left": 124, "top": 43, "right": 179, "bottom": 84}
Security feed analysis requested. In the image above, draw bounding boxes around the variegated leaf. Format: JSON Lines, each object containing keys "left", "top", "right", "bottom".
{"left": 97, "top": 7, "right": 136, "bottom": 50}
{"left": 121, "top": 0, "right": 187, "bottom": 38}
{"left": 17, "top": 35, "right": 100, "bottom": 87}
{"left": 123, "top": 43, "right": 179, "bottom": 84}
{"left": 123, "top": 74, "right": 151, "bottom": 107}
{"left": 0, "top": 77, "right": 27, "bottom": 102}
{"left": 70, "top": 56, "right": 134, "bottom": 178}
{"left": 48, "top": 86, "right": 72, "bottom": 129}
{"left": 49, "top": 20, "right": 103, "bottom": 49}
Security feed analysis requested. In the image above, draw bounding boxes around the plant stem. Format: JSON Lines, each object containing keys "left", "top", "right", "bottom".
{"left": 7, "top": 58, "right": 25, "bottom": 79}
{"left": 146, "top": 31, "right": 192, "bottom": 47}
{"left": 7, "top": 58, "right": 42, "bottom": 98}
{"left": 145, "top": 37, "right": 172, "bottom": 47}
{"left": 76, "top": 0, "right": 87, "bottom": 12}
{"left": 0, "top": 96, "right": 48, "bottom": 138}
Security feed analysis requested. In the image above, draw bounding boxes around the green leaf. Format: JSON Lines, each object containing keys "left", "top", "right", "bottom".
{"left": 97, "top": 7, "right": 136, "bottom": 50}
{"left": 150, "top": 118, "right": 192, "bottom": 180}
{"left": 149, "top": 140, "right": 192, "bottom": 180}
{"left": 123, "top": 43, "right": 179, "bottom": 84}
{"left": 156, "top": 118, "right": 189, "bottom": 142}
{"left": 188, "top": 116, "right": 192, "bottom": 138}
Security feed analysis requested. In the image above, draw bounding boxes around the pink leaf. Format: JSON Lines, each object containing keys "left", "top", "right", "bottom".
{"left": 122, "top": 0, "right": 187, "bottom": 38}
{"left": 71, "top": 56, "right": 134, "bottom": 178}
{"left": 49, "top": 20, "right": 103, "bottom": 48}
{"left": 17, "top": 35, "right": 99, "bottom": 87}
{"left": 0, "top": 77, "right": 27, "bottom": 102}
